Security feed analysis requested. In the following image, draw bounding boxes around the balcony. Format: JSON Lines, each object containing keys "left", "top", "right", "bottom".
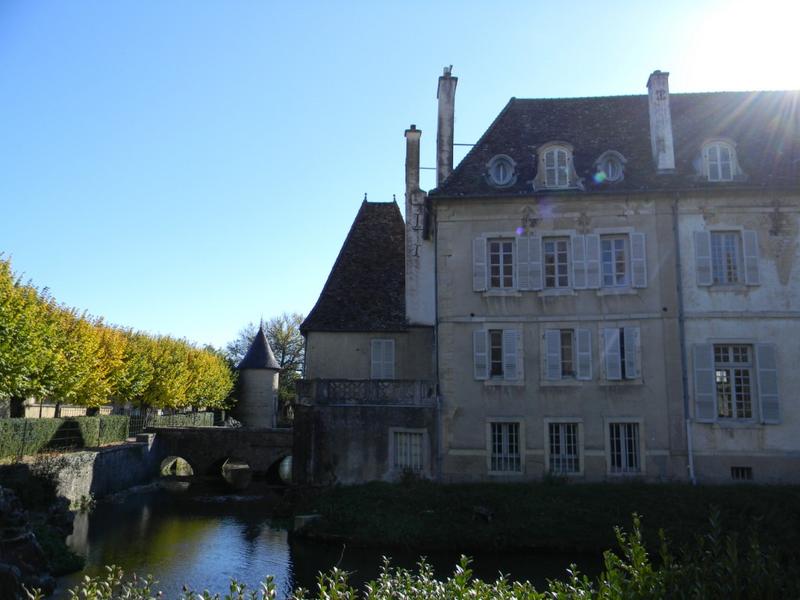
{"left": 296, "top": 379, "right": 436, "bottom": 407}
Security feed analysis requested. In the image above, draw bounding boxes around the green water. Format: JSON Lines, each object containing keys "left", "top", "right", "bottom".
{"left": 59, "top": 484, "right": 599, "bottom": 598}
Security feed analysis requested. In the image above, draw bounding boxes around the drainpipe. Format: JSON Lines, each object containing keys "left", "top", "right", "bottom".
{"left": 672, "top": 194, "right": 696, "bottom": 484}
{"left": 433, "top": 202, "right": 443, "bottom": 482}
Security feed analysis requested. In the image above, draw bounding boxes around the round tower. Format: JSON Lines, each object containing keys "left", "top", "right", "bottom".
{"left": 234, "top": 325, "right": 281, "bottom": 427}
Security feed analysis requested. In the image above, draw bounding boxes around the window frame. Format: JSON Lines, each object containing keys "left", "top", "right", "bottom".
{"left": 600, "top": 234, "right": 630, "bottom": 288}
{"left": 710, "top": 231, "right": 742, "bottom": 285}
{"left": 370, "top": 338, "right": 395, "bottom": 380}
{"left": 388, "top": 427, "right": 428, "bottom": 476}
{"left": 714, "top": 344, "right": 754, "bottom": 421}
{"left": 545, "top": 419, "right": 583, "bottom": 476}
{"left": 543, "top": 236, "right": 571, "bottom": 289}
{"left": 486, "top": 154, "right": 517, "bottom": 188}
{"left": 606, "top": 419, "right": 644, "bottom": 476}
{"left": 487, "top": 237, "right": 515, "bottom": 290}
{"left": 602, "top": 326, "right": 642, "bottom": 382}
{"left": 704, "top": 141, "right": 736, "bottom": 182}
{"left": 486, "top": 418, "right": 524, "bottom": 475}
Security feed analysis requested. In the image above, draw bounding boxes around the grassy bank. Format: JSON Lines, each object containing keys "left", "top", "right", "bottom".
{"left": 293, "top": 480, "right": 800, "bottom": 554}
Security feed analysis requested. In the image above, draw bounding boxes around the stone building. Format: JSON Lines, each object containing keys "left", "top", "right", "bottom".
{"left": 296, "top": 68, "right": 800, "bottom": 484}
{"left": 234, "top": 325, "right": 280, "bottom": 427}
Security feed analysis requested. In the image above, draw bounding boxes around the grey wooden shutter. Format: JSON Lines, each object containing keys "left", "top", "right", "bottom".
{"left": 370, "top": 340, "right": 381, "bottom": 379}
{"left": 742, "top": 230, "right": 760, "bottom": 286}
{"left": 694, "top": 231, "right": 712, "bottom": 286}
{"left": 756, "top": 343, "right": 779, "bottom": 424}
{"left": 630, "top": 233, "right": 647, "bottom": 288}
{"left": 503, "top": 329, "right": 521, "bottom": 381}
{"left": 576, "top": 328, "right": 592, "bottom": 381}
{"left": 622, "top": 326, "right": 641, "bottom": 379}
{"left": 384, "top": 339, "right": 395, "bottom": 380}
{"left": 586, "top": 234, "right": 601, "bottom": 288}
{"left": 473, "top": 237, "right": 487, "bottom": 292}
{"left": 545, "top": 330, "right": 562, "bottom": 381}
{"left": 529, "top": 235, "right": 543, "bottom": 291}
{"left": 517, "top": 237, "right": 531, "bottom": 291}
{"left": 572, "top": 235, "right": 587, "bottom": 289}
{"left": 693, "top": 344, "right": 716, "bottom": 422}
{"left": 603, "top": 328, "right": 622, "bottom": 380}
{"left": 473, "top": 330, "right": 488, "bottom": 380}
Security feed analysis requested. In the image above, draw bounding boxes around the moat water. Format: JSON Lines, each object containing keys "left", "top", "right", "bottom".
{"left": 58, "top": 483, "right": 599, "bottom": 598}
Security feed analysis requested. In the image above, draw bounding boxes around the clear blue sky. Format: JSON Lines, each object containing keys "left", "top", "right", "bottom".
{"left": 1, "top": 0, "right": 796, "bottom": 348}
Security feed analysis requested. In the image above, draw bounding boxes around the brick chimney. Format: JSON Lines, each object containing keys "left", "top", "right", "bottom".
{"left": 436, "top": 66, "right": 458, "bottom": 186}
{"left": 646, "top": 70, "right": 675, "bottom": 173}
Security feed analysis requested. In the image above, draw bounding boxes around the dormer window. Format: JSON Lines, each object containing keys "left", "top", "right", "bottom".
{"left": 544, "top": 147, "right": 569, "bottom": 188}
{"left": 486, "top": 154, "right": 516, "bottom": 188}
{"left": 533, "top": 142, "right": 583, "bottom": 191}
{"left": 594, "top": 150, "right": 627, "bottom": 183}
{"left": 703, "top": 141, "right": 737, "bottom": 182}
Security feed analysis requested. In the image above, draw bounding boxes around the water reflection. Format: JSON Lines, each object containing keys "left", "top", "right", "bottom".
{"left": 58, "top": 486, "right": 599, "bottom": 599}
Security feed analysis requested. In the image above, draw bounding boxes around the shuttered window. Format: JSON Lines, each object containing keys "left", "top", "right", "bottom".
{"left": 705, "top": 142, "right": 735, "bottom": 182}
{"left": 370, "top": 339, "right": 395, "bottom": 380}
{"left": 475, "top": 329, "right": 523, "bottom": 382}
{"left": 543, "top": 237, "right": 570, "bottom": 288}
{"left": 488, "top": 239, "right": 514, "bottom": 289}
{"left": 603, "top": 327, "right": 641, "bottom": 381}
{"left": 544, "top": 328, "right": 592, "bottom": 381}
{"left": 696, "top": 230, "right": 759, "bottom": 287}
{"left": 714, "top": 345, "right": 753, "bottom": 419}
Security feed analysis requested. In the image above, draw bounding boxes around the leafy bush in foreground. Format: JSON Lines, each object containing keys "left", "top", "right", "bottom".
{"left": 28, "top": 513, "right": 800, "bottom": 600}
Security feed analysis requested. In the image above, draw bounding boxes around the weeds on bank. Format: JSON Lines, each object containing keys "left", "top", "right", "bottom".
{"left": 30, "top": 512, "right": 800, "bottom": 600}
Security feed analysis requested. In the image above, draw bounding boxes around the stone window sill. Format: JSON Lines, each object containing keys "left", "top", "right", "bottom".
{"left": 484, "top": 379, "right": 525, "bottom": 387}
{"left": 538, "top": 289, "right": 576, "bottom": 297}
{"left": 596, "top": 287, "right": 639, "bottom": 296}
{"left": 483, "top": 290, "right": 522, "bottom": 298}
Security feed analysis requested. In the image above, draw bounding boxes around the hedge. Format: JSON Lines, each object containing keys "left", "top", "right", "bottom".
{"left": 0, "top": 415, "right": 130, "bottom": 460}
{"left": 149, "top": 412, "right": 214, "bottom": 428}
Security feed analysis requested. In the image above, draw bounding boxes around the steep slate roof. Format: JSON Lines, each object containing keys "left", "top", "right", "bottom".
{"left": 237, "top": 325, "right": 281, "bottom": 370}
{"left": 301, "top": 201, "right": 406, "bottom": 334}
{"left": 431, "top": 90, "right": 800, "bottom": 198}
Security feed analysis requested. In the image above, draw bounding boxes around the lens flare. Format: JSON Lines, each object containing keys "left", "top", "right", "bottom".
{"left": 593, "top": 171, "right": 608, "bottom": 184}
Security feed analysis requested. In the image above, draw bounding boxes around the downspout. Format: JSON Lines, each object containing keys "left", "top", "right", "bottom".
{"left": 433, "top": 201, "right": 443, "bottom": 482}
{"left": 672, "top": 193, "right": 696, "bottom": 484}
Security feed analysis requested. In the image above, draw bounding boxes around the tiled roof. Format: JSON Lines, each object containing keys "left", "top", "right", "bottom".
{"left": 431, "top": 90, "right": 800, "bottom": 198}
{"left": 301, "top": 201, "right": 407, "bottom": 334}
{"left": 237, "top": 325, "right": 281, "bottom": 370}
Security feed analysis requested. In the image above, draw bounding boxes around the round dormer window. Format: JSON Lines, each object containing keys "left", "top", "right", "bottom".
{"left": 486, "top": 154, "right": 516, "bottom": 188}
{"left": 594, "top": 151, "right": 627, "bottom": 183}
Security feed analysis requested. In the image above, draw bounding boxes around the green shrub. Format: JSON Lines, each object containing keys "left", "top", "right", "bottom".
{"left": 0, "top": 415, "right": 130, "bottom": 460}
{"left": 150, "top": 412, "right": 214, "bottom": 428}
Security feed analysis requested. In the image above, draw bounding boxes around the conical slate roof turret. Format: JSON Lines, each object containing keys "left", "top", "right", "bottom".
{"left": 237, "top": 325, "right": 281, "bottom": 370}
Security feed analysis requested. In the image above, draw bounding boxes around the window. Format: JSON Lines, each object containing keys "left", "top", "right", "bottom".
{"left": 731, "top": 466, "right": 753, "bottom": 481}
{"left": 711, "top": 232, "right": 741, "bottom": 284}
{"left": 490, "top": 421, "right": 521, "bottom": 473}
{"left": 544, "top": 328, "right": 592, "bottom": 381}
{"left": 609, "top": 422, "right": 640, "bottom": 474}
{"left": 474, "top": 329, "right": 523, "bottom": 382}
{"left": 548, "top": 422, "right": 580, "bottom": 474}
{"left": 486, "top": 155, "right": 516, "bottom": 187}
{"left": 544, "top": 147, "right": 569, "bottom": 188}
{"left": 543, "top": 237, "right": 570, "bottom": 288}
{"left": 488, "top": 238, "right": 514, "bottom": 289}
{"left": 602, "top": 327, "right": 641, "bottom": 381}
{"left": 601, "top": 236, "right": 629, "bottom": 287}
{"left": 694, "top": 230, "right": 759, "bottom": 287}
{"left": 714, "top": 344, "right": 753, "bottom": 419}
{"left": 704, "top": 141, "right": 735, "bottom": 182}
{"left": 693, "top": 343, "right": 779, "bottom": 424}
{"left": 370, "top": 339, "right": 395, "bottom": 379}
{"left": 594, "top": 151, "right": 626, "bottom": 184}
{"left": 392, "top": 430, "right": 424, "bottom": 472}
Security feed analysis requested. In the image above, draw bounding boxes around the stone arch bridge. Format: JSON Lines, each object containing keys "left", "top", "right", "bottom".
{"left": 150, "top": 427, "right": 292, "bottom": 477}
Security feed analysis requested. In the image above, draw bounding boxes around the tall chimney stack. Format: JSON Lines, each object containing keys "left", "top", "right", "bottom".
{"left": 646, "top": 70, "right": 675, "bottom": 172}
{"left": 436, "top": 65, "right": 458, "bottom": 187}
{"left": 405, "top": 124, "right": 421, "bottom": 197}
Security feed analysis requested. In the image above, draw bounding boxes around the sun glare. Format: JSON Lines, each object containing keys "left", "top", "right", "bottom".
{"left": 681, "top": 0, "right": 800, "bottom": 91}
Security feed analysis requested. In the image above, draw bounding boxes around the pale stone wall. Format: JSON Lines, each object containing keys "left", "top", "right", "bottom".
{"left": 678, "top": 191, "right": 800, "bottom": 483}
{"left": 435, "top": 194, "right": 687, "bottom": 482}
{"left": 304, "top": 328, "right": 434, "bottom": 380}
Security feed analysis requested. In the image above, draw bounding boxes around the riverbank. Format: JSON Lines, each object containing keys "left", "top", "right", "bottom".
{"left": 293, "top": 480, "right": 800, "bottom": 554}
